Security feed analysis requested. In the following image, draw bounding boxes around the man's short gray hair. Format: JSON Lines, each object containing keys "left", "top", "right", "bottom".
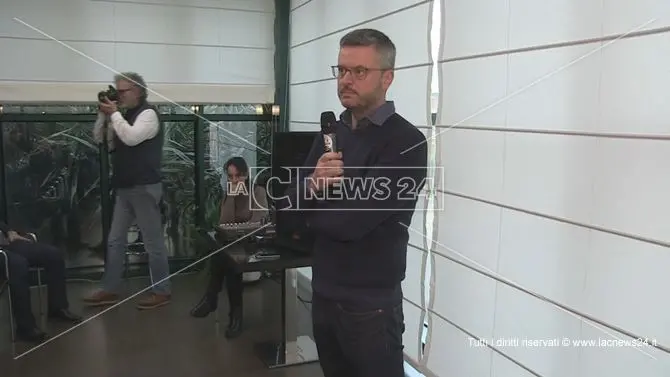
{"left": 339, "top": 28, "right": 396, "bottom": 69}
{"left": 114, "top": 72, "right": 148, "bottom": 100}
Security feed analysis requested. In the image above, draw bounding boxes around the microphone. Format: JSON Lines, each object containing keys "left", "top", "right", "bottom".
{"left": 320, "top": 111, "right": 337, "bottom": 153}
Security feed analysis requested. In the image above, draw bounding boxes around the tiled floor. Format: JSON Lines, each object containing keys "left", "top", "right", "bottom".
{"left": 0, "top": 272, "right": 323, "bottom": 377}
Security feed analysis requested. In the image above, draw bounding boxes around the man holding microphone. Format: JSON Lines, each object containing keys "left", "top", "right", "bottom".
{"left": 281, "top": 29, "right": 428, "bottom": 377}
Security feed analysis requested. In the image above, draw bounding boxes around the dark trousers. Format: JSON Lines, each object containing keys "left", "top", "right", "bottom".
{"left": 205, "top": 250, "right": 243, "bottom": 312}
{"left": 0, "top": 240, "right": 68, "bottom": 332}
{"left": 312, "top": 293, "right": 405, "bottom": 377}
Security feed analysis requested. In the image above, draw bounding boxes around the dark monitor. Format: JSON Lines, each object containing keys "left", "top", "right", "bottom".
{"left": 271, "top": 131, "right": 318, "bottom": 241}
{"left": 270, "top": 131, "right": 318, "bottom": 198}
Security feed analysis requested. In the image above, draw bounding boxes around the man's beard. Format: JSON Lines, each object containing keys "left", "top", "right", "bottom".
{"left": 340, "top": 84, "right": 383, "bottom": 112}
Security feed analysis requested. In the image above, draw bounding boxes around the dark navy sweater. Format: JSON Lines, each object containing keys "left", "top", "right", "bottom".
{"left": 282, "top": 101, "right": 428, "bottom": 308}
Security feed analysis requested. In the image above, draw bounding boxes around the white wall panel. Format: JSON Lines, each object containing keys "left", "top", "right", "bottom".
{"left": 492, "top": 283, "right": 583, "bottom": 377}
{"left": 0, "top": 0, "right": 114, "bottom": 40}
{"left": 508, "top": 0, "right": 602, "bottom": 49}
{"left": 503, "top": 133, "right": 595, "bottom": 222}
{"left": 440, "top": 0, "right": 509, "bottom": 59}
{"left": 489, "top": 352, "right": 538, "bottom": 377}
{"left": 592, "top": 138, "right": 670, "bottom": 243}
{"left": 435, "top": 194, "right": 501, "bottom": 273}
{"left": 0, "top": 81, "right": 270, "bottom": 104}
{"left": 291, "top": 0, "right": 310, "bottom": 10}
{"left": 425, "top": 315, "right": 493, "bottom": 377}
{"left": 404, "top": 246, "right": 426, "bottom": 307}
{"left": 506, "top": 44, "right": 602, "bottom": 132}
{"left": 434, "top": 1, "right": 670, "bottom": 375}
{"left": 498, "top": 210, "right": 589, "bottom": 308}
{"left": 603, "top": 0, "right": 670, "bottom": 35}
{"left": 291, "top": 0, "right": 427, "bottom": 46}
{"left": 432, "top": 253, "right": 498, "bottom": 344}
{"left": 289, "top": 80, "right": 340, "bottom": 122}
{"left": 438, "top": 55, "right": 507, "bottom": 127}
{"left": 599, "top": 33, "right": 670, "bottom": 135}
{"left": 408, "top": 195, "right": 427, "bottom": 250}
{"left": 0, "top": 0, "right": 274, "bottom": 103}
{"left": 581, "top": 232, "right": 670, "bottom": 347}
{"left": 387, "top": 66, "right": 432, "bottom": 126}
{"left": 288, "top": 122, "right": 319, "bottom": 132}
{"left": 437, "top": 129, "right": 505, "bottom": 200}
{"left": 115, "top": 44, "right": 273, "bottom": 85}
{"left": 290, "top": 67, "right": 431, "bottom": 126}
{"left": 578, "top": 322, "right": 670, "bottom": 376}
{"left": 113, "top": 4, "right": 274, "bottom": 48}
{"left": 290, "top": 2, "right": 432, "bottom": 84}
{"left": 0, "top": 39, "right": 115, "bottom": 82}
{"left": 106, "top": 0, "right": 275, "bottom": 13}
{"left": 403, "top": 300, "right": 425, "bottom": 364}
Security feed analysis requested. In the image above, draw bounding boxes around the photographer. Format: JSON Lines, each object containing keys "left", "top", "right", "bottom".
{"left": 84, "top": 72, "right": 172, "bottom": 310}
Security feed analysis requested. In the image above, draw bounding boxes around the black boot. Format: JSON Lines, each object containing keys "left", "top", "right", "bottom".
{"left": 190, "top": 293, "right": 217, "bottom": 318}
{"left": 225, "top": 306, "right": 243, "bottom": 338}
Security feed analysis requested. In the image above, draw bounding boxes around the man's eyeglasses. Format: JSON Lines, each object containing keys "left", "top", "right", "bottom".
{"left": 331, "top": 65, "right": 388, "bottom": 80}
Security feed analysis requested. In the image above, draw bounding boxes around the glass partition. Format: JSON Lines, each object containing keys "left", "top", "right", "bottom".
{"left": 162, "top": 121, "right": 196, "bottom": 258}
{"left": 203, "top": 120, "right": 273, "bottom": 229}
{"left": 1, "top": 121, "right": 104, "bottom": 268}
{"left": 0, "top": 103, "right": 276, "bottom": 272}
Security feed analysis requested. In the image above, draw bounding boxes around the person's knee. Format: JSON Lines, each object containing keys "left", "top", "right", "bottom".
{"left": 41, "top": 244, "right": 66, "bottom": 265}
{"left": 107, "top": 231, "right": 128, "bottom": 249}
{"left": 210, "top": 250, "right": 227, "bottom": 266}
{"left": 7, "top": 255, "right": 29, "bottom": 281}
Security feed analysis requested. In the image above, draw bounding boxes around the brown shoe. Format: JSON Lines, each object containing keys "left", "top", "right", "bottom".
{"left": 136, "top": 293, "right": 171, "bottom": 310}
{"left": 83, "top": 290, "right": 120, "bottom": 307}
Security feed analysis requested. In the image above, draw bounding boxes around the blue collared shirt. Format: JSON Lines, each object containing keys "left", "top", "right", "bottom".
{"left": 339, "top": 101, "right": 396, "bottom": 129}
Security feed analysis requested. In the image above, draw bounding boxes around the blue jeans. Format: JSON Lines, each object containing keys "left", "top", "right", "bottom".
{"left": 101, "top": 183, "right": 171, "bottom": 295}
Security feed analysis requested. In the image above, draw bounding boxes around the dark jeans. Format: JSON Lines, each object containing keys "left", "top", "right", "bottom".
{"left": 0, "top": 240, "right": 68, "bottom": 332}
{"left": 205, "top": 250, "right": 243, "bottom": 312}
{"left": 312, "top": 293, "right": 405, "bottom": 377}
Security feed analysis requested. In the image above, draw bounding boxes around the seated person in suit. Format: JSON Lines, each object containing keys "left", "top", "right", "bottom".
{"left": 0, "top": 222, "right": 82, "bottom": 342}
{"left": 190, "top": 157, "right": 268, "bottom": 338}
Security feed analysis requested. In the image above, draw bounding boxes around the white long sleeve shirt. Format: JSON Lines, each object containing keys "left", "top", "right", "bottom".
{"left": 93, "top": 109, "right": 159, "bottom": 150}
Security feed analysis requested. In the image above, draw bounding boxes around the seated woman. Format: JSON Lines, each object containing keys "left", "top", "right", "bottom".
{"left": 190, "top": 156, "right": 268, "bottom": 338}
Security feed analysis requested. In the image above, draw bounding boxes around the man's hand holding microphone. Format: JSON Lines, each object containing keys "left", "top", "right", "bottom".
{"left": 307, "top": 111, "right": 343, "bottom": 194}
{"left": 307, "top": 151, "right": 343, "bottom": 193}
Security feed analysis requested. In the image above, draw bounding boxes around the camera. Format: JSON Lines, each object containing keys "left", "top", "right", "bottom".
{"left": 97, "top": 85, "right": 119, "bottom": 102}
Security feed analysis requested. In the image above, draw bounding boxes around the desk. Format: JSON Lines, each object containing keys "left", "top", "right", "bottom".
{"left": 202, "top": 230, "right": 318, "bottom": 369}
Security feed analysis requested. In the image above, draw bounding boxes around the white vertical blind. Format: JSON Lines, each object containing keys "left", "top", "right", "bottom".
{"left": 428, "top": 0, "right": 670, "bottom": 376}
{"left": 0, "top": 0, "right": 274, "bottom": 103}
{"left": 404, "top": 193, "right": 429, "bottom": 366}
{"left": 288, "top": 0, "right": 434, "bottom": 369}
{"left": 288, "top": 0, "right": 433, "bottom": 130}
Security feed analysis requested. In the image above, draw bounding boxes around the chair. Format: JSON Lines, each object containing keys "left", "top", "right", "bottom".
{"left": 0, "top": 249, "right": 16, "bottom": 345}
{"left": 0, "top": 232, "right": 45, "bottom": 346}
{"left": 26, "top": 234, "right": 46, "bottom": 329}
